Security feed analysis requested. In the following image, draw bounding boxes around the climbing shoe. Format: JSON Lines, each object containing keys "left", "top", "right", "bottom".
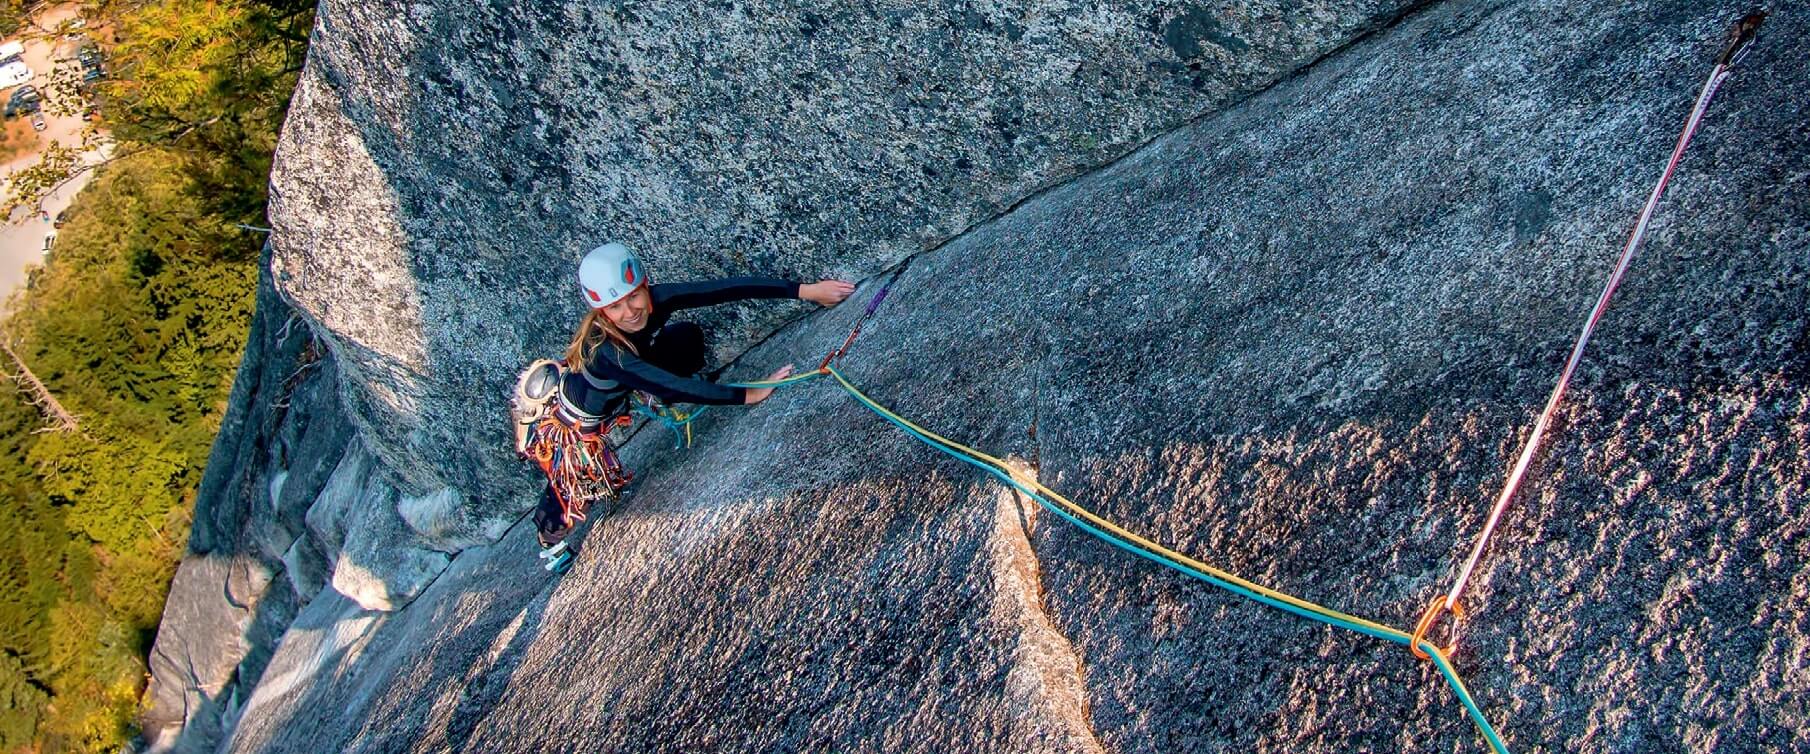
{"left": 539, "top": 540, "right": 575, "bottom": 575}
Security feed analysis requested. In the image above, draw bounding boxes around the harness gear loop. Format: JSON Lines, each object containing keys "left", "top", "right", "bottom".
{"left": 523, "top": 415, "right": 632, "bottom": 526}
{"left": 1411, "top": 597, "right": 1465, "bottom": 661}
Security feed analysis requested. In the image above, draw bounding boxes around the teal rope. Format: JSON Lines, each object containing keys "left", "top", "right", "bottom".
{"left": 725, "top": 371, "right": 828, "bottom": 389}
{"left": 703, "top": 367, "right": 1510, "bottom": 752}
{"left": 634, "top": 403, "right": 707, "bottom": 448}
{"left": 841, "top": 383, "right": 1509, "bottom": 752}
{"left": 635, "top": 371, "right": 828, "bottom": 449}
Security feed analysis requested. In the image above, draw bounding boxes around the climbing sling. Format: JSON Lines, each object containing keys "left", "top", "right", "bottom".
{"left": 1410, "top": 7, "right": 1768, "bottom": 660}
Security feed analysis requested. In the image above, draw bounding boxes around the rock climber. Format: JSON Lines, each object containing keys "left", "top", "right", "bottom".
{"left": 512, "top": 241, "right": 854, "bottom": 569}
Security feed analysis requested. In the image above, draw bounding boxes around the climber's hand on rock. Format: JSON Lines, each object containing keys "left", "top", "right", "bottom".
{"left": 745, "top": 364, "right": 795, "bottom": 404}
{"left": 800, "top": 280, "right": 856, "bottom": 307}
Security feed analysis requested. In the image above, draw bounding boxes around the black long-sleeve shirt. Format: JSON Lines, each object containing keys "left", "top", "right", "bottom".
{"left": 561, "top": 277, "right": 799, "bottom": 417}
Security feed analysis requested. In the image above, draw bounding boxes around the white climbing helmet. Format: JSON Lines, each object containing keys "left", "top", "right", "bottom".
{"left": 577, "top": 242, "right": 646, "bottom": 309}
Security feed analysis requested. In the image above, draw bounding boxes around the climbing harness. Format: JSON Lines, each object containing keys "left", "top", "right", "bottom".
{"left": 523, "top": 414, "right": 633, "bottom": 525}
{"left": 512, "top": 359, "right": 636, "bottom": 526}
{"left": 1411, "top": 8, "right": 1767, "bottom": 660}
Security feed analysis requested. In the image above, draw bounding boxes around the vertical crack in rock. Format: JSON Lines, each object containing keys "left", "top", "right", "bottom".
{"left": 987, "top": 458, "right": 1105, "bottom": 754}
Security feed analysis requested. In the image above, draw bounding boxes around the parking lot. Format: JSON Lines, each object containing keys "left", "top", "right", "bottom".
{"left": 0, "top": 1, "right": 112, "bottom": 300}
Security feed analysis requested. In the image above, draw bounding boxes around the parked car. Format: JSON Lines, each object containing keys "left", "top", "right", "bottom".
{"left": 0, "top": 61, "right": 31, "bottom": 89}
{"left": 42, "top": 232, "right": 55, "bottom": 252}
{"left": 74, "top": 45, "right": 105, "bottom": 82}
{"left": 3, "top": 84, "right": 40, "bottom": 117}
{"left": 0, "top": 41, "right": 23, "bottom": 63}
{"left": 29, "top": 109, "right": 43, "bottom": 131}
{"left": 53, "top": 210, "right": 67, "bottom": 229}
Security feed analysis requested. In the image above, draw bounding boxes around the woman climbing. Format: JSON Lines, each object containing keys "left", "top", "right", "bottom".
{"left": 512, "top": 241, "right": 855, "bottom": 570}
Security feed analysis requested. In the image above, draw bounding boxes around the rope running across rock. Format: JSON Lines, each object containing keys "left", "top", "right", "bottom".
{"left": 630, "top": 14, "right": 1768, "bottom": 751}
{"left": 719, "top": 364, "right": 1511, "bottom": 751}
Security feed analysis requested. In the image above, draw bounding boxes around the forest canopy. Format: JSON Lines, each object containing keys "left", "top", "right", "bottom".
{"left": 0, "top": 1, "right": 312, "bottom": 750}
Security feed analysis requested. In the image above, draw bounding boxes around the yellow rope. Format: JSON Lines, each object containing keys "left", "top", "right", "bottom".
{"left": 725, "top": 367, "right": 1506, "bottom": 752}
{"left": 818, "top": 367, "right": 1510, "bottom": 753}
{"left": 825, "top": 368, "right": 1406, "bottom": 637}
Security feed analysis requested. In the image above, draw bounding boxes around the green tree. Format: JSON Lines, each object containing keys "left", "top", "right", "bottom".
{"left": 0, "top": 150, "right": 247, "bottom": 752}
{"left": 0, "top": 0, "right": 314, "bottom": 748}
{"left": 15, "top": 0, "right": 315, "bottom": 228}
{"left": 0, "top": 1, "right": 25, "bottom": 37}
{"left": 0, "top": 652, "right": 50, "bottom": 749}
{"left": 96, "top": 0, "right": 313, "bottom": 231}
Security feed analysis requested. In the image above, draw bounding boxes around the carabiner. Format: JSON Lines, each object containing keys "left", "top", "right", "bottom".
{"left": 1410, "top": 597, "right": 1465, "bottom": 660}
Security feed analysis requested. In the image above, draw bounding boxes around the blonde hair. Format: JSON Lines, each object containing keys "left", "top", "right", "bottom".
{"left": 564, "top": 307, "right": 639, "bottom": 367}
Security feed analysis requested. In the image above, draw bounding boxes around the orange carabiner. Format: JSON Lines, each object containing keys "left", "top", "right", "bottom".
{"left": 530, "top": 436, "right": 555, "bottom": 465}
{"left": 1410, "top": 597, "right": 1464, "bottom": 660}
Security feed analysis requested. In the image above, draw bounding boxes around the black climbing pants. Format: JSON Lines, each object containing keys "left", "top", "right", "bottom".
{"left": 534, "top": 321, "right": 708, "bottom": 547}
{"left": 533, "top": 486, "right": 570, "bottom": 547}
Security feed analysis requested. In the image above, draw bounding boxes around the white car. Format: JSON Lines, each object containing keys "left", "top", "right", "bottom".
{"left": 0, "top": 41, "right": 23, "bottom": 61}
{"left": 0, "top": 61, "right": 31, "bottom": 89}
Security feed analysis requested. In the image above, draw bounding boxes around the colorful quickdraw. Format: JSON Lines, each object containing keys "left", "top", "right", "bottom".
{"left": 818, "top": 280, "right": 893, "bottom": 370}
{"left": 524, "top": 413, "right": 634, "bottom": 526}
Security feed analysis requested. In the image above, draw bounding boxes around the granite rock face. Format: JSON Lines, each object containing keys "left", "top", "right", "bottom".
{"left": 139, "top": 248, "right": 442, "bottom": 751}
{"left": 152, "top": 0, "right": 1808, "bottom": 752}
{"left": 139, "top": 248, "right": 351, "bottom": 753}
{"left": 265, "top": 0, "right": 1427, "bottom": 531}
{"left": 303, "top": 447, "right": 455, "bottom": 611}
